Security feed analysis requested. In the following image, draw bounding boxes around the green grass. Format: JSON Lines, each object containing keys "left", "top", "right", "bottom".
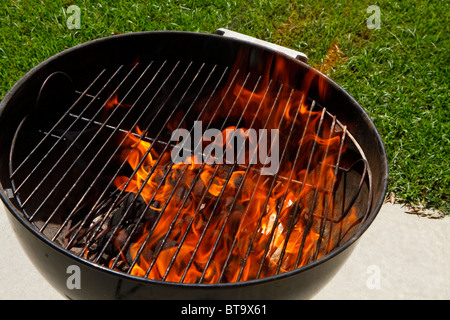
{"left": 1, "top": 0, "right": 448, "bottom": 213}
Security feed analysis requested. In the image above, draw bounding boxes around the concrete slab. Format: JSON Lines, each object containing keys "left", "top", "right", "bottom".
{"left": 0, "top": 204, "right": 62, "bottom": 300}
{"left": 0, "top": 202, "right": 448, "bottom": 300}
{"left": 314, "top": 203, "right": 450, "bottom": 300}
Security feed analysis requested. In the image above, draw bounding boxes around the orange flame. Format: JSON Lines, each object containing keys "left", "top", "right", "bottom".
{"left": 104, "top": 93, "right": 133, "bottom": 110}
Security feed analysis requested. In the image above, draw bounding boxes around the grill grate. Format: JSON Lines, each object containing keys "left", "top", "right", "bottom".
{"left": 9, "top": 58, "right": 371, "bottom": 284}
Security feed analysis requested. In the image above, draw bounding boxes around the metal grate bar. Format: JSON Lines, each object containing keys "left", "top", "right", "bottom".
{"left": 217, "top": 84, "right": 289, "bottom": 283}
{"left": 120, "top": 65, "right": 231, "bottom": 273}
{"left": 20, "top": 64, "right": 135, "bottom": 212}
{"left": 12, "top": 69, "right": 115, "bottom": 195}
{"left": 178, "top": 75, "right": 263, "bottom": 283}
{"left": 28, "top": 64, "right": 143, "bottom": 224}
{"left": 273, "top": 116, "right": 327, "bottom": 274}
{"left": 63, "top": 60, "right": 176, "bottom": 249}
{"left": 293, "top": 113, "right": 336, "bottom": 269}
{"left": 38, "top": 62, "right": 157, "bottom": 233}
{"left": 197, "top": 80, "right": 278, "bottom": 283}
{"left": 311, "top": 125, "right": 347, "bottom": 261}
{"left": 235, "top": 94, "right": 311, "bottom": 282}
{"left": 160, "top": 72, "right": 252, "bottom": 281}
{"left": 89, "top": 61, "right": 203, "bottom": 262}
{"left": 10, "top": 69, "right": 108, "bottom": 180}
{"left": 107, "top": 64, "right": 227, "bottom": 270}
{"left": 88, "top": 62, "right": 220, "bottom": 263}
{"left": 156, "top": 71, "right": 251, "bottom": 281}
{"left": 125, "top": 68, "right": 242, "bottom": 278}
{"left": 79, "top": 60, "right": 195, "bottom": 258}
{"left": 275, "top": 114, "right": 339, "bottom": 274}
{"left": 50, "top": 61, "right": 169, "bottom": 242}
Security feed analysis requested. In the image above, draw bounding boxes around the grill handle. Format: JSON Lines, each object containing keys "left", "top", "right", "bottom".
{"left": 215, "top": 28, "right": 308, "bottom": 63}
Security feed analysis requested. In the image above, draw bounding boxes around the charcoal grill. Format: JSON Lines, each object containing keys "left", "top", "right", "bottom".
{"left": 0, "top": 30, "right": 388, "bottom": 299}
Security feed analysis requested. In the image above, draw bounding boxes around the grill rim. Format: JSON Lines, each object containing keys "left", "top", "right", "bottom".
{"left": 0, "top": 30, "right": 388, "bottom": 295}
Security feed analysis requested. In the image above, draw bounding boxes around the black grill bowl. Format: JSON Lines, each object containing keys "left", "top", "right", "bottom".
{"left": 0, "top": 31, "right": 388, "bottom": 300}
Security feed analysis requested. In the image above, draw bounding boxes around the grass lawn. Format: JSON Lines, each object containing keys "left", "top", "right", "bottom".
{"left": 0, "top": 0, "right": 448, "bottom": 213}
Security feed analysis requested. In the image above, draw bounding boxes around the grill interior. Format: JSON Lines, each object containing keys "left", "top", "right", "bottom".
{"left": 7, "top": 53, "right": 372, "bottom": 284}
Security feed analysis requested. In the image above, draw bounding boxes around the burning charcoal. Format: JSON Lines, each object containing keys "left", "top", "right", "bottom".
{"left": 110, "top": 193, "right": 137, "bottom": 227}
{"left": 91, "top": 227, "right": 113, "bottom": 255}
{"left": 173, "top": 184, "right": 189, "bottom": 202}
{"left": 144, "top": 201, "right": 159, "bottom": 222}
{"left": 182, "top": 213, "right": 194, "bottom": 224}
{"left": 228, "top": 209, "right": 244, "bottom": 236}
{"left": 154, "top": 237, "right": 178, "bottom": 255}
{"left": 109, "top": 200, "right": 127, "bottom": 228}
{"left": 128, "top": 196, "right": 159, "bottom": 225}
{"left": 230, "top": 173, "right": 244, "bottom": 188}
{"left": 124, "top": 238, "right": 154, "bottom": 271}
{"left": 192, "top": 177, "right": 206, "bottom": 196}
{"left": 113, "top": 229, "right": 129, "bottom": 250}
{"left": 223, "top": 196, "right": 244, "bottom": 213}
{"left": 109, "top": 193, "right": 157, "bottom": 228}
